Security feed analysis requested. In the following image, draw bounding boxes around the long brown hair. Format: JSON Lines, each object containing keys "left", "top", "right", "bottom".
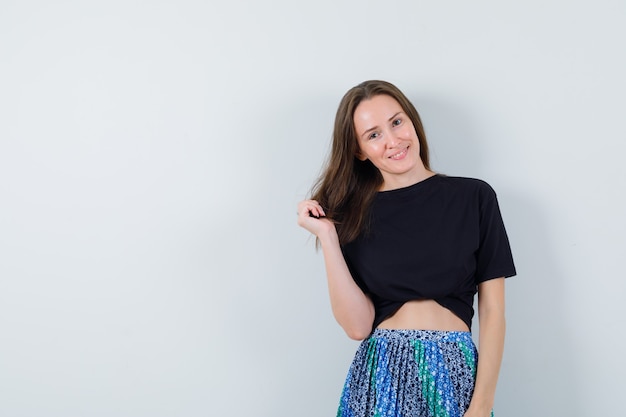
{"left": 311, "top": 80, "right": 431, "bottom": 245}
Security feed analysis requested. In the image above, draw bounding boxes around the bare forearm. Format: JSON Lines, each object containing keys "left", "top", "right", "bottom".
{"left": 471, "top": 312, "right": 505, "bottom": 411}
{"left": 464, "top": 278, "right": 506, "bottom": 417}
{"left": 318, "top": 229, "right": 374, "bottom": 340}
{"left": 297, "top": 199, "right": 374, "bottom": 340}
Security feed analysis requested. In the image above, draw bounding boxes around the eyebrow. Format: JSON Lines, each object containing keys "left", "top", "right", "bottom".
{"left": 360, "top": 112, "right": 403, "bottom": 138}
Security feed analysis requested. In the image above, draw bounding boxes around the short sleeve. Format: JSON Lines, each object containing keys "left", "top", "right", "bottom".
{"left": 475, "top": 184, "right": 517, "bottom": 283}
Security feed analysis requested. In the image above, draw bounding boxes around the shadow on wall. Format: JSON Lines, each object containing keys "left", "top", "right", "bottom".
{"left": 496, "top": 191, "right": 582, "bottom": 417}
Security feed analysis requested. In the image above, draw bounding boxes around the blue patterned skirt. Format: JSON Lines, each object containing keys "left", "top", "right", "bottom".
{"left": 337, "top": 329, "right": 489, "bottom": 417}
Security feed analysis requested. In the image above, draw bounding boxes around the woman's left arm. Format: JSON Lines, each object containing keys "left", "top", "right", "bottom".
{"left": 464, "top": 277, "right": 506, "bottom": 417}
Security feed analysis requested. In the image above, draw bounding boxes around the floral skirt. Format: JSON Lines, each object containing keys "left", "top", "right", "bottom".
{"left": 337, "top": 329, "right": 491, "bottom": 417}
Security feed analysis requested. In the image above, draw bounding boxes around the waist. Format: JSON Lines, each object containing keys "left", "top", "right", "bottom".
{"left": 368, "top": 328, "right": 473, "bottom": 343}
{"left": 376, "top": 299, "right": 470, "bottom": 332}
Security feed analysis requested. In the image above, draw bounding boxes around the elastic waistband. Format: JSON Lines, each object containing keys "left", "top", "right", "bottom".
{"left": 370, "top": 328, "right": 473, "bottom": 343}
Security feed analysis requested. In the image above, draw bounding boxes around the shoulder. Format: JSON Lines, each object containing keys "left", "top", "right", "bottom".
{"left": 436, "top": 175, "right": 497, "bottom": 198}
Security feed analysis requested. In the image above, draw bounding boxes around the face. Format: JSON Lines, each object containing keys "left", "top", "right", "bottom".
{"left": 353, "top": 94, "right": 427, "bottom": 190}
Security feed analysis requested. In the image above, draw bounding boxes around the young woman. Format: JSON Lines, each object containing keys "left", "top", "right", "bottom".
{"left": 297, "top": 80, "right": 516, "bottom": 417}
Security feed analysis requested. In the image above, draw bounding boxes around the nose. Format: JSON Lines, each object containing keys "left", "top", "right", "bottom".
{"left": 385, "top": 130, "right": 401, "bottom": 148}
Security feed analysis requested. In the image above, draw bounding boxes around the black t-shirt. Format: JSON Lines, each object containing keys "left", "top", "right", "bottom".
{"left": 341, "top": 174, "right": 516, "bottom": 332}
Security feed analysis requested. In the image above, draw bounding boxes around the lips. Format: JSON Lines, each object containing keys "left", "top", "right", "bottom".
{"left": 388, "top": 146, "right": 409, "bottom": 160}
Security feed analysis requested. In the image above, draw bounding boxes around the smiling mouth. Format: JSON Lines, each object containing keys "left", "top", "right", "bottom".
{"left": 389, "top": 146, "right": 409, "bottom": 160}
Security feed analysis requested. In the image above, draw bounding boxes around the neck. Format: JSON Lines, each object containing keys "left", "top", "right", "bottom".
{"left": 380, "top": 169, "right": 435, "bottom": 191}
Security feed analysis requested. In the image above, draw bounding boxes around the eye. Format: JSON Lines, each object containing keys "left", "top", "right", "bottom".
{"left": 392, "top": 118, "right": 402, "bottom": 127}
{"left": 368, "top": 131, "right": 380, "bottom": 140}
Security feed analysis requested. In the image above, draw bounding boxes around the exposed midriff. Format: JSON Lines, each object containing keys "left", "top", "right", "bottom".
{"left": 376, "top": 299, "right": 470, "bottom": 332}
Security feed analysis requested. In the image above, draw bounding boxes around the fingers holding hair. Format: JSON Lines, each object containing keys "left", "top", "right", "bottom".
{"left": 297, "top": 199, "right": 326, "bottom": 219}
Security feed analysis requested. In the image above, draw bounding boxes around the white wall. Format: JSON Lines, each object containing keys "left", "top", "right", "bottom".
{"left": 1, "top": 1, "right": 624, "bottom": 416}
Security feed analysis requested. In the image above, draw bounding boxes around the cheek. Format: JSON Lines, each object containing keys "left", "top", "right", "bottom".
{"left": 361, "top": 142, "right": 382, "bottom": 157}
{"left": 402, "top": 124, "right": 417, "bottom": 137}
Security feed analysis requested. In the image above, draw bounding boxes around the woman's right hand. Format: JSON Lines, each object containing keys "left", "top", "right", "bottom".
{"left": 297, "top": 199, "right": 374, "bottom": 340}
{"left": 296, "top": 199, "right": 336, "bottom": 238}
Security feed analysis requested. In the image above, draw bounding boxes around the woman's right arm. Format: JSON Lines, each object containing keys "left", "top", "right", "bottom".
{"left": 297, "top": 200, "right": 374, "bottom": 340}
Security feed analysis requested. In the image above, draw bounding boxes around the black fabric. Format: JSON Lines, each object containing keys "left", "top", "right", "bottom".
{"left": 341, "top": 174, "right": 516, "bottom": 332}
